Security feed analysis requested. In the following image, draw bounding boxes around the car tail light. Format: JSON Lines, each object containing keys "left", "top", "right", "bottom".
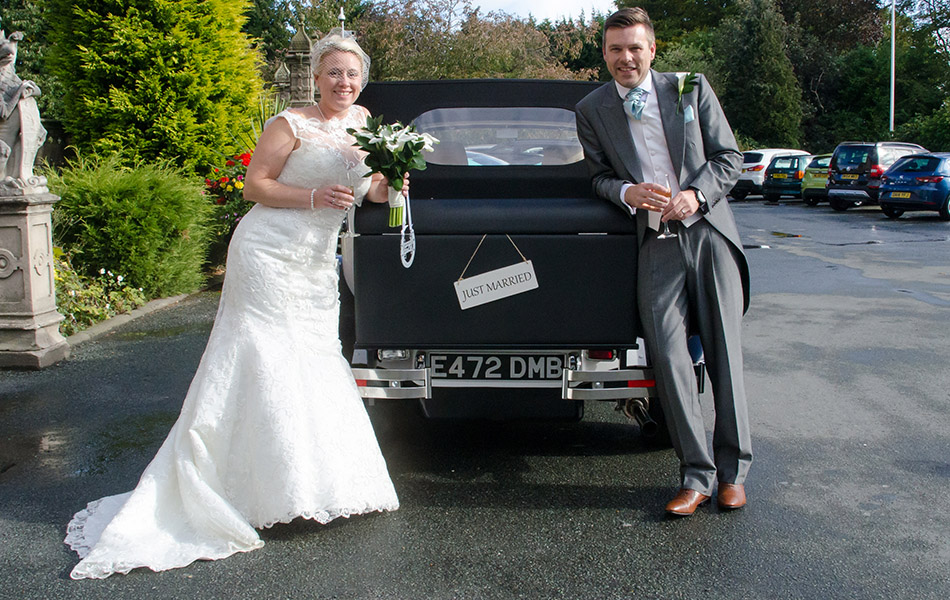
{"left": 627, "top": 379, "right": 656, "bottom": 388}
{"left": 916, "top": 175, "right": 944, "bottom": 184}
{"left": 587, "top": 350, "right": 615, "bottom": 360}
{"left": 795, "top": 170, "right": 804, "bottom": 179}
{"left": 748, "top": 165, "right": 765, "bottom": 172}
{"left": 870, "top": 164, "right": 884, "bottom": 178}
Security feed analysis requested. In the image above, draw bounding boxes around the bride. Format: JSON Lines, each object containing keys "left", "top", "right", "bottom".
{"left": 65, "top": 31, "right": 400, "bottom": 579}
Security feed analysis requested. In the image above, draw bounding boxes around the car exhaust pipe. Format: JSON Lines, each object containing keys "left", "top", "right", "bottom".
{"left": 622, "top": 398, "right": 659, "bottom": 437}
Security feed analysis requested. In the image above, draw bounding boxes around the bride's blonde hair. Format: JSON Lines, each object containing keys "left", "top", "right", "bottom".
{"left": 310, "top": 28, "right": 371, "bottom": 90}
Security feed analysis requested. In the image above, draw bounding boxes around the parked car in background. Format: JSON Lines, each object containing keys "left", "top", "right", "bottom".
{"left": 801, "top": 153, "right": 832, "bottom": 206}
{"left": 762, "top": 153, "right": 813, "bottom": 201}
{"left": 827, "top": 141, "right": 927, "bottom": 211}
{"left": 878, "top": 152, "right": 950, "bottom": 220}
{"left": 731, "top": 148, "right": 809, "bottom": 200}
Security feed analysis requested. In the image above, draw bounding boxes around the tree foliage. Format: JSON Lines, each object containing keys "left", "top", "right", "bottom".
{"left": 716, "top": 0, "right": 803, "bottom": 147}
{"left": 0, "top": 0, "right": 64, "bottom": 121}
{"left": 356, "top": 0, "right": 581, "bottom": 80}
{"left": 45, "top": 0, "right": 263, "bottom": 175}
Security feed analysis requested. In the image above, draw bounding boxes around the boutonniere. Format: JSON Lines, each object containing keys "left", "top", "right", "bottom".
{"left": 675, "top": 72, "right": 698, "bottom": 114}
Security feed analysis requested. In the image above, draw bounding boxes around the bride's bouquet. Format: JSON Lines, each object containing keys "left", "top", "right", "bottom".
{"left": 347, "top": 116, "right": 439, "bottom": 227}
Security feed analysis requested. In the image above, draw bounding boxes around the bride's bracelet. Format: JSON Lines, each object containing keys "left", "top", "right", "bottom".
{"left": 310, "top": 188, "right": 316, "bottom": 210}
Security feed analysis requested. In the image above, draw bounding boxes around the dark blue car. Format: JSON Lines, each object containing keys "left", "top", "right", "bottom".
{"left": 879, "top": 152, "right": 950, "bottom": 220}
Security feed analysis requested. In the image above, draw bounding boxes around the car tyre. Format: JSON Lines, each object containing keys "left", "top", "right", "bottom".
{"left": 881, "top": 206, "right": 904, "bottom": 219}
{"left": 731, "top": 191, "right": 747, "bottom": 201}
{"left": 939, "top": 195, "right": 950, "bottom": 221}
{"left": 765, "top": 193, "right": 779, "bottom": 202}
{"left": 830, "top": 198, "right": 851, "bottom": 212}
{"left": 803, "top": 196, "right": 821, "bottom": 206}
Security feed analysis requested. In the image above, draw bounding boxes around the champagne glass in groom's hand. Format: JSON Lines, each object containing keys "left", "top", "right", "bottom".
{"left": 656, "top": 173, "right": 678, "bottom": 240}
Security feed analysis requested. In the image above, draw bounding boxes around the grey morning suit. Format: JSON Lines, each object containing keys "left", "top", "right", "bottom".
{"left": 575, "top": 70, "right": 753, "bottom": 495}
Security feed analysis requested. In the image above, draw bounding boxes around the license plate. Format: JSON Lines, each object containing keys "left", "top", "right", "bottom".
{"left": 890, "top": 191, "right": 911, "bottom": 198}
{"left": 430, "top": 354, "right": 563, "bottom": 380}
{"left": 842, "top": 174, "right": 859, "bottom": 180}
{"left": 772, "top": 173, "right": 788, "bottom": 179}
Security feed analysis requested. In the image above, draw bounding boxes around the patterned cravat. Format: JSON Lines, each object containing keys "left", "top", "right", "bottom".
{"left": 623, "top": 87, "right": 648, "bottom": 120}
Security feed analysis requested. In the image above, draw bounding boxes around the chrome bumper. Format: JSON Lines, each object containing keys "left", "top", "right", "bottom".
{"left": 350, "top": 365, "right": 705, "bottom": 401}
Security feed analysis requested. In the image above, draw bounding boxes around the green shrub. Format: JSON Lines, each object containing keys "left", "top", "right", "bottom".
{"left": 48, "top": 154, "right": 212, "bottom": 298}
{"left": 53, "top": 248, "right": 147, "bottom": 337}
{"left": 45, "top": 0, "right": 263, "bottom": 176}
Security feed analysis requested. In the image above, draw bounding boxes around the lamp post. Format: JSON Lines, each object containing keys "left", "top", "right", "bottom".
{"left": 890, "top": 0, "right": 896, "bottom": 132}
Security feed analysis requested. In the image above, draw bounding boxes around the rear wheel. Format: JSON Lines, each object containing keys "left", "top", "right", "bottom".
{"left": 765, "top": 193, "right": 779, "bottom": 202}
{"left": 803, "top": 196, "right": 821, "bottom": 206}
{"left": 939, "top": 195, "right": 950, "bottom": 221}
{"left": 830, "top": 198, "right": 851, "bottom": 211}
{"left": 881, "top": 206, "right": 904, "bottom": 219}
{"left": 731, "top": 191, "right": 747, "bottom": 201}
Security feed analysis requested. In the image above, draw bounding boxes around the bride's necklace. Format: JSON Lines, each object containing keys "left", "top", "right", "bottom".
{"left": 314, "top": 102, "right": 347, "bottom": 122}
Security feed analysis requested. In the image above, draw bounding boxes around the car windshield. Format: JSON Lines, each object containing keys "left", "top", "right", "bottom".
{"left": 836, "top": 146, "right": 871, "bottom": 167}
{"left": 743, "top": 152, "right": 763, "bottom": 164}
{"left": 413, "top": 107, "right": 584, "bottom": 166}
{"left": 808, "top": 156, "right": 831, "bottom": 169}
{"left": 890, "top": 156, "right": 941, "bottom": 173}
{"left": 771, "top": 157, "right": 799, "bottom": 169}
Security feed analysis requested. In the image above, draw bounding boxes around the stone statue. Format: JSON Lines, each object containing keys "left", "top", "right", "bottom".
{"left": 0, "top": 29, "right": 48, "bottom": 195}
{"left": 0, "top": 29, "right": 66, "bottom": 369}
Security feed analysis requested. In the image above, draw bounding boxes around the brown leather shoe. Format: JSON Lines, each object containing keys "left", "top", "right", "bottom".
{"left": 717, "top": 483, "right": 747, "bottom": 509}
{"left": 665, "top": 489, "right": 711, "bottom": 516}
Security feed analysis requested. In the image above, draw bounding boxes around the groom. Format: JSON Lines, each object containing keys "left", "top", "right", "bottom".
{"left": 575, "top": 8, "right": 753, "bottom": 516}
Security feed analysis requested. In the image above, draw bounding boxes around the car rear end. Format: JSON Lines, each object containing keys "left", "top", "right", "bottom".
{"left": 801, "top": 154, "right": 831, "bottom": 205}
{"left": 879, "top": 153, "right": 950, "bottom": 220}
{"left": 763, "top": 154, "right": 810, "bottom": 200}
{"left": 827, "top": 143, "right": 875, "bottom": 209}
{"left": 732, "top": 149, "right": 807, "bottom": 200}
{"left": 341, "top": 80, "right": 688, "bottom": 433}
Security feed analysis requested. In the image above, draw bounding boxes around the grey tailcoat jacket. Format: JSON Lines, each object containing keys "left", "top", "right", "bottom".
{"left": 574, "top": 71, "right": 750, "bottom": 314}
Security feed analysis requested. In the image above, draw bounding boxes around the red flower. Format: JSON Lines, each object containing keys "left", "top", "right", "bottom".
{"left": 216, "top": 197, "right": 226, "bottom": 205}
{"left": 239, "top": 152, "right": 252, "bottom": 166}
{"left": 220, "top": 176, "right": 230, "bottom": 183}
{"left": 226, "top": 160, "right": 235, "bottom": 167}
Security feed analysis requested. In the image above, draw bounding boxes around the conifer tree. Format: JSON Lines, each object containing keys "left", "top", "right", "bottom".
{"left": 46, "top": 0, "right": 262, "bottom": 174}
{"left": 715, "top": 0, "right": 803, "bottom": 147}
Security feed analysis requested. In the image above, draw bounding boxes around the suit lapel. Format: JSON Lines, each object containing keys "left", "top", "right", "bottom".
{"left": 595, "top": 85, "right": 644, "bottom": 184}
{"left": 655, "top": 71, "right": 685, "bottom": 182}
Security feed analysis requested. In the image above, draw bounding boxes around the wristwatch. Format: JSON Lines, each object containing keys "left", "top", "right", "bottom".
{"left": 693, "top": 188, "right": 710, "bottom": 214}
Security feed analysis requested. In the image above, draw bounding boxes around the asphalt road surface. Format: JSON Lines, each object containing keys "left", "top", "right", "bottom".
{"left": 1, "top": 198, "right": 949, "bottom": 599}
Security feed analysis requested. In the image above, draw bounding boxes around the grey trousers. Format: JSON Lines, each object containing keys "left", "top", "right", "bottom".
{"left": 638, "top": 219, "right": 753, "bottom": 495}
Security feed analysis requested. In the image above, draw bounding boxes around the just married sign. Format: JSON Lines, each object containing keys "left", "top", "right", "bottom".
{"left": 453, "top": 260, "right": 539, "bottom": 310}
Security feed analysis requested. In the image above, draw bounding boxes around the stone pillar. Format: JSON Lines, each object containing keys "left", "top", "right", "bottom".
{"left": 0, "top": 191, "right": 69, "bottom": 368}
{"left": 287, "top": 28, "right": 314, "bottom": 107}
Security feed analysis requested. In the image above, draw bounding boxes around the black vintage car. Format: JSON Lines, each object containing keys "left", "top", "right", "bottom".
{"left": 340, "top": 79, "right": 703, "bottom": 435}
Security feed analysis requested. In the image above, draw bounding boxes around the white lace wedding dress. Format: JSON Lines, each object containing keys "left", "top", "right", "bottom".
{"left": 65, "top": 107, "right": 399, "bottom": 580}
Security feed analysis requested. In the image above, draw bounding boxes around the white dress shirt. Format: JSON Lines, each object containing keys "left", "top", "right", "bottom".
{"left": 615, "top": 74, "right": 700, "bottom": 229}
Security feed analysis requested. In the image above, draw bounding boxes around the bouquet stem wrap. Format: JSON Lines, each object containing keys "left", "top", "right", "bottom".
{"left": 387, "top": 186, "right": 404, "bottom": 227}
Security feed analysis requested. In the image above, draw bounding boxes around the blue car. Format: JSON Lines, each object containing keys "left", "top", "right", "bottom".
{"left": 879, "top": 152, "right": 950, "bottom": 220}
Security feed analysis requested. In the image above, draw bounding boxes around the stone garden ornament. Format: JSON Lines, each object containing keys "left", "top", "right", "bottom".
{"left": 0, "top": 28, "right": 48, "bottom": 195}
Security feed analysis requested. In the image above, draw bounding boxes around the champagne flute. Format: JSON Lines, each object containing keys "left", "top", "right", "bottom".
{"left": 656, "top": 173, "right": 678, "bottom": 240}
